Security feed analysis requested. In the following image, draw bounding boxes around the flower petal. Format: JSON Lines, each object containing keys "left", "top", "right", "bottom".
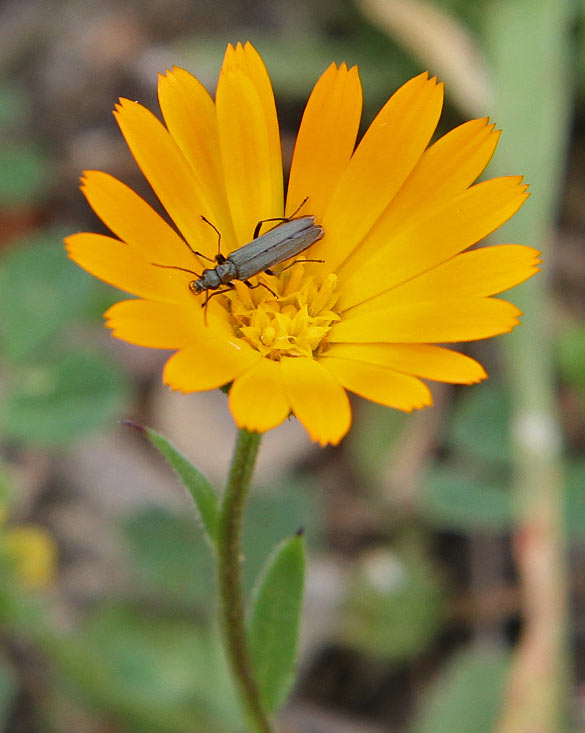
{"left": 323, "top": 343, "right": 487, "bottom": 384}
{"left": 320, "top": 356, "right": 432, "bottom": 411}
{"left": 65, "top": 233, "right": 193, "bottom": 304}
{"left": 80, "top": 170, "right": 200, "bottom": 271}
{"left": 216, "top": 43, "right": 283, "bottom": 245}
{"left": 329, "top": 297, "right": 522, "bottom": 343}
{"left": 338, "top": 176, "right": 529, "bottom": 312}
{"left": 311, "top": 73, "right": 444, "bottom": 271}
{"left": 357, "top": 244, "right": 540, "bottom": 315}
{"left": 114, "top": 98, "right": 217, "bottom": 257}
{"left": 157, "top": 66, "right": 236, "bottom": 249}
{"left": 104, "top": 299, "right": 211, "bottom": 347}
{"left": 163, "top": 340, "right": 261, "bottom": 392}
{"left": 280, "top": 357, "right": 351, "bottom": 445}
{"left": 229, "top": 357, "right": 290, "bottom": 432}
{"left": 339, "top": 117, "right": 500, "bottom": 276}
{"left": 286, "top": 63, "right": 362, "bottom": 221}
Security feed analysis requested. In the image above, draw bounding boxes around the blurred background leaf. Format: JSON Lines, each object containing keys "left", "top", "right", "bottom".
{"left": 411, "top": 648, "right": 509, "bottom": 733}
{"left": 0, "top": 230, "right": 95, "bottom": 363}
{"left": 54, "top": 603, "right": 241, "bottom": 733}
{"left": 0, "top": 349, "right": 127, "bottom": 444}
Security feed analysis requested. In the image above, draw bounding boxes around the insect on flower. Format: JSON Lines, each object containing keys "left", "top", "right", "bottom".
{"left": 66, "top": 42, "right": 539, "bottom": 446}
{"left": 152, "top": 202, "right": 325, "bottom": 312}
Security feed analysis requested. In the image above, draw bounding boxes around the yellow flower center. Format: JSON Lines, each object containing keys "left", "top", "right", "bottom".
{"left": 226, "top": 265, "right": 340, "bottom": 359}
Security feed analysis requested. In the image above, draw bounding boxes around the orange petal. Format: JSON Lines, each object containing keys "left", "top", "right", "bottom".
{"left": 338, "top": 176, "right": 529, "bottom": 312}
{"left": 216, "top": 43, "right": 283, "bottom": 246}
{"left": 323, "top": 343, "right": 487, "bottom": 384}
{"left": 163, "top": 340, "right": 260, "bottom": 392}
{"left": 114, "top": 98, "right": 218, "bottom": 258}
{"left": 65, "top": 232, "right": 193, "bottom": 304}
{"left": 359, "top": 244, "right": 540, "bottom": 314}
{"left": 286, "top": 63, "right": 362, "bottom": 222}
{"left": 80, "top": 171, "right": 199, "bottom": 271}
{"left": 339, "top": 117, "right": 501, "bottom": 276}
{"left": 320, "top": 356, "right": 432, "bottom": 411}
{"left": 311, "top": 73, "right": 444, "bottom": 271}
{"left": 229, "top": 357, "right": 290, "bottom": 432}
{"left": 329, "top": 297, "right": 522, "bottom": 343}
{"left": 157, "top": 67, "right": 236, "bottom": 250}
{"left": 104, "top": 299, "right": 210, "bottom": 347}
{"left": 280, "top": 357, "right": 351, "bottom": 446}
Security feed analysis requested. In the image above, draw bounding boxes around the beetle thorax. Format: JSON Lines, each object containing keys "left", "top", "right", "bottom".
{"left": 215, "top": 261, "right": 236, "bottom": 284}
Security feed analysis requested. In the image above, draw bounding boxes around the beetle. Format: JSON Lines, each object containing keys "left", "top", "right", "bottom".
{"left": 153, "top": 209, "right": 325, "bottom": 308}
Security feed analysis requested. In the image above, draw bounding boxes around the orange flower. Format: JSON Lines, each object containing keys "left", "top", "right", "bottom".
{"left": 66, "top": 42, "right": 537, "bottom": 445}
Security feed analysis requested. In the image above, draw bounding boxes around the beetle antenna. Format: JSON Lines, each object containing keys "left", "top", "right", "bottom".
{"left": 151, "top": 262, "right": 201, "bottom": 277}
{"left": 287, "top": 196, "right": 309, "bottom": 219}
{"left": 201, "top": 216, "right": 223, "bottom": 258}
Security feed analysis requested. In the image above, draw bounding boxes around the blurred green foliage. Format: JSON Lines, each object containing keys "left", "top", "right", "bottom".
{"left": 421, "top": 381, "right": 585, "bottom": 540}
{"left": 0, "top": 82, "right": 52, "bottom": 208}
{"left": 55, "top": 604, "right": 241, "bottom": 733}
{"left": 411, "top": 647, "right": 509, "bottom": 733}
{"left": 558, "top": 324, "right": 585, "bottom": 399}
{"left": 342, "top": 535, "right": 446, "bottom": 661}
{"left": 0, "top": 230, "right": 128, "bottom": 445}
{"left": 0, "top": 655, "right": 17, "bottom": 730}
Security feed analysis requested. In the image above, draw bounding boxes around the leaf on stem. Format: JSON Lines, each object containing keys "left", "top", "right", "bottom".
{"left": 247, "top": 532, "right": 306, "bottom": 714}
{"left": 144, "top": 428, "right": 219, "bottom": 544}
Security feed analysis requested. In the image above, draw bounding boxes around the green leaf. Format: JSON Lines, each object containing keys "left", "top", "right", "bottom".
{"left": 411, "top": 648, "right": 509, "bottom": 733}
{"left": 247, "top": 533, "right": 306, "bottom": 713}
{"left": 0, "top": 143, "right": 51, "bottom": 206}
{"left": 0, "top": 230, "right": 94, "bottom": 363}
{"left": 54, "top": 604, "right": 240, "bottom": 732}
{"left": 565, "top": 461, "right": 585, "bottom": 540}
{"left": 448, "top": 383, "right": 511, "bottom": 464}
{"left": 422, "top": 467, "right": 513, "bottom": 531}
{"left": 123, "top": 506, "right": 214, "bottom": 608}
{"left": 0, "top": 350, "right": 127, "bottom": 445}
{"left": 424, "top": 461, "right": 585, "bottom": 539}
{"left": 144, "top": 428, "right": 219, "bottom": 543}
{"left": 557, "top": 324, "right": 585, "bottom": 395}
{"left": 342, "top": 538, "right": 445, "bottom": 661}
{"left": 0, "top": 656, "right": 17, "bottom": 729}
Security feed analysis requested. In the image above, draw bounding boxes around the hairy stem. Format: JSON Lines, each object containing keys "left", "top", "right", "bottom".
{"left": 217, "top": 429, "right": 271, "bottom": 733}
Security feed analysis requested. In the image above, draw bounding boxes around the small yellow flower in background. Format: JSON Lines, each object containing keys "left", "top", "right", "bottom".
{"left": 3, "top": 526, "right": 57, "bottom": 589}
{"left": 66, "top": 42, "right": 537, "bottom": 446}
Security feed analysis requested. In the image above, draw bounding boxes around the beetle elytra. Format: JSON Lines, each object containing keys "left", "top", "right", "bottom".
{"left": 152, "top": 209, "right": 325, "bottom": 311}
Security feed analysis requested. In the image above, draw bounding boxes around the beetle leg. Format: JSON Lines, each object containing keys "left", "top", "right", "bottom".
{"left": 202, "top": 282, "right": 235, "bottom": 306}
{"left": 244, "top": 279, "right": 278, "bottom": 299}
{"left": 253, "top": 217, "right": 287, "bottom": 239}
{"left": 252, "top": 197, "right": 310, "bottom": 239}
{"left": 270, "top": 257, "right": 325, "bottom": 275}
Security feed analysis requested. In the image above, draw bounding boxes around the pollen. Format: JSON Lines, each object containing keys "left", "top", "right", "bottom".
{"left": 228, "top": 267, "right": 340, "bottom": 359}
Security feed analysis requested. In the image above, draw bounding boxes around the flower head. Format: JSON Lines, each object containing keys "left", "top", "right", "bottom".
{"left": 66, "top": 42, "right": 537, "bottom": 445}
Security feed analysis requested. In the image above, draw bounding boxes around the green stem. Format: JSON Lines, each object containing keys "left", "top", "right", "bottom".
{"left": 217, "top": 428, "right": 271, "bottom": 733}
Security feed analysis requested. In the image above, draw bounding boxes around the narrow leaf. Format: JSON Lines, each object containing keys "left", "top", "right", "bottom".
{"left": 0, "top": 656, "right": 17, "bottom": 730}
{"left": 144, "top": 428, "right": 219, "bottom": 543}
{"left": 411, "top": 648, "right": 509, "bottom": 733}
{"left": 247, "top": 532, "right": 306, "bottom": 713}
